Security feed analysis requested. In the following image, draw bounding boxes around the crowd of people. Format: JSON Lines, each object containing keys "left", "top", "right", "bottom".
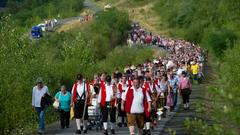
{"left": 31, "top": 23, "right": 206, "bottom": 135}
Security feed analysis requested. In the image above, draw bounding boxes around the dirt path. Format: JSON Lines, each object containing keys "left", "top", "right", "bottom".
{"left": 160, "top": 84, "right": 205, "bottom": 135}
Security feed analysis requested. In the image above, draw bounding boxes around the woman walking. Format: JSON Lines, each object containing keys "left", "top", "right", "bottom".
{"left": 168, "top": 72, "right": 179, "bottom": 110}
{"left": 54, "top": 85, "right": 72, "bottom": 129}
{"left": 178, "top": 71, "right": 192, "bottom": 110}
{"left": 159, "top": 74, "right": 170, "bottom": 107}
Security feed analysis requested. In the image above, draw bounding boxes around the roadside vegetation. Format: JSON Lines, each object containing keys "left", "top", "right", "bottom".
{"left": 3, "top": 0, "right": 84, "bottom": 27}
{"left": 0, "top": 6, "right": 155, "bottom": 135}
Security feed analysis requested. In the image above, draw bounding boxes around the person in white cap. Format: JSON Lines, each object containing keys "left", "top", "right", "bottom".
{"left": 32, "top": 77, "right": 49, "bottom": 134}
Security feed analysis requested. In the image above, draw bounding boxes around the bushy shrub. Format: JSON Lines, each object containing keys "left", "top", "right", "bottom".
{"left": 205, "top": 28, "right": 237, "bottom": 58}
{"left": 83, "top": 9, "right": 131, "bottom": 59}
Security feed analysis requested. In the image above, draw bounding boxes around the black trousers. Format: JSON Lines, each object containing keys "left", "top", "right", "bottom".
{"left": 117, "top": 99, "right": 126, "bottom": 123}
{"left": 181, "top": 88, "right": 191, "bottom": 104}
{"left": 59, "top": 110, "right": 70, "bottom": 128}
{"left": 101, "top": 103, "right": 116, "bottom": 123}
{"left": 74, "top": 100, "right": 88, "bottom": 120}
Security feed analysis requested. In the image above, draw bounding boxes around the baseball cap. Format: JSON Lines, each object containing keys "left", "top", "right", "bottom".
{"left": 36, "top": 77, "right": 43, "bottom": 83}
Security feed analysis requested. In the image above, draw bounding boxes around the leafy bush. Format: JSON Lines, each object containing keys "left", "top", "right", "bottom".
{"left": 205, "top": 28, "right": 237, "bottom": 58}
{"left": 83, "top": 8, "right": 131, "bottom": 59}
{"left": 184, "top": 118, "right": 238, "bottom": 135}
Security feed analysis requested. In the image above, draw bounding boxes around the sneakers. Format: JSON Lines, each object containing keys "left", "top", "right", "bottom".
{"left": 37, "top": 129, "right": 45, "bottom": 134}
{"left": 76, "top": 130, "right": 81, "bottom": 134}
{"left": 124, "top": 123, "right": 128, "bottom": 127}
{"left": 183, "top": 104, "right": 187, "bottom": 110}
{"left": 111, "top": 129, "right": 115, "bottom": 134}
{"left": 184, "top": 103, "right": 190, "bottom": 110}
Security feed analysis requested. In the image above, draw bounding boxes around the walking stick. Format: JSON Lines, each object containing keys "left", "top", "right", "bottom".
{"left": 82, "top": 81, "right": 88, "bottom": 121}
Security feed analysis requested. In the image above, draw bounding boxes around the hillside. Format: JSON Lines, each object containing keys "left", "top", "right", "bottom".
{"left": 0, "top": 0, "right": 240, "bottom": 135}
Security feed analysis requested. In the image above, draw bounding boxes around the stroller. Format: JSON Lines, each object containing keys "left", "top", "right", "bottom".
{"left": 88, "top": 97, "right": 102, "bottom": 131}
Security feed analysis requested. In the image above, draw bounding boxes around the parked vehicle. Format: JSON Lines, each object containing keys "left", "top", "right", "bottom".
{"left": 31, "top": 26, "right": 43, "bottom": 38}
{"left": 37, "top": 23, "right": 47, "bottom": 32}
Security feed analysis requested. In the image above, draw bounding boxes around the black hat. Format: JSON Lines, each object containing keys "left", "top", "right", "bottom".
{"left": 106, "top": 75, "right": 111, "bottom": 83}
{"left": 182, "top": 71, "right": 186, "bottom": 75}
{"left": 77, "top": 74, "right": 83, "bottom": 80}
{"left": 117, "top": 73, "right": 122, "bottom": 79}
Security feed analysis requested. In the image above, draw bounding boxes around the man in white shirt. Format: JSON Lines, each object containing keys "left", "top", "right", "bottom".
{"left": 117, "top": 74, "right": 128, "bottom": 127}
{"left": 32, "top": 77, "right": 49, "bottom": 134}
{"left": 121, "top": 77, "right": 151, "bottom": 135}
{"left": 71, "top": 74, "right": 91, "bottom": 134}
{"left": 98, "top": 75, "right": 117, "bottom": 135}
{"left": 177, "top": 62, "right": 186, "bottom": 77}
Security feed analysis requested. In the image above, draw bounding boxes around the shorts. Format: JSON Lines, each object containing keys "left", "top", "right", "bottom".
{"left": 127, "top": 113, "right": 144, "bottom": 129}
{"left": 74, "top": 100, "right": 88, "bottom": 120}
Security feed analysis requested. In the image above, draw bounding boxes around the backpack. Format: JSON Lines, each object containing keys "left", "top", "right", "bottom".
{"left": 41, "top": 93, "right": 53, "bottom": 108}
